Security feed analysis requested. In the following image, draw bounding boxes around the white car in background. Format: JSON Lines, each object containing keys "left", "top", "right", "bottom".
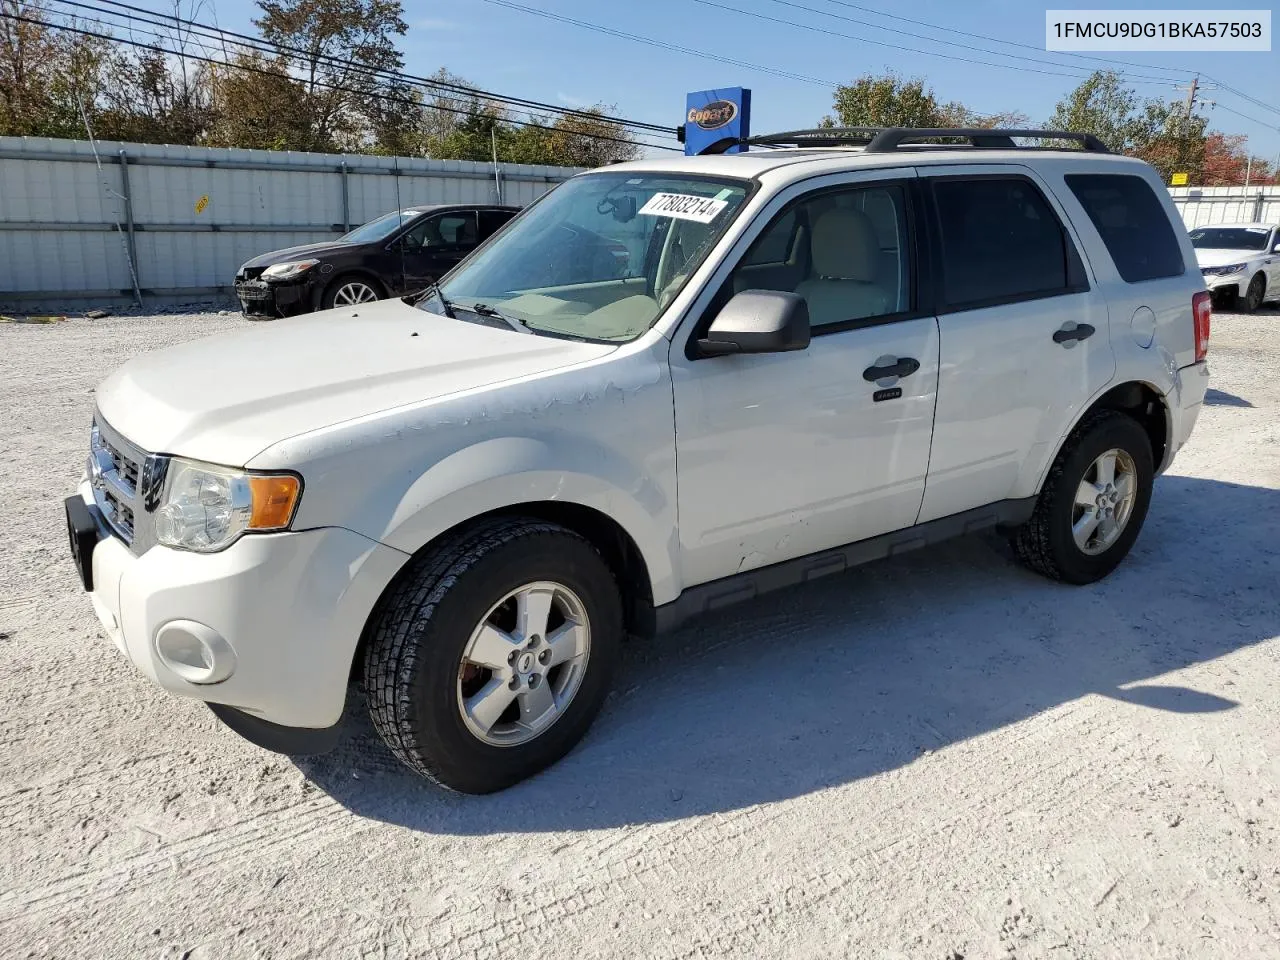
{"left": 1190, "top": 222, "right": 1280, "bottom": 312}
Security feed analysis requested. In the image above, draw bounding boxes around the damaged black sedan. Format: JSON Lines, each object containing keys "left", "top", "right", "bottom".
{"left": 233, "top": 204, "right": 520, "bottom": 318}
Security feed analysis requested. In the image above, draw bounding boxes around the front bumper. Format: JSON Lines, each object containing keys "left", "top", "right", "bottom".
{"left": 68, "top": 480, "right": 408, "bottom": 747}
{"left": 234, "top": 277, "right": 318, "bottom": 318}
{"left": 1201, "top": 271, "right": 1246, "bottom": 295}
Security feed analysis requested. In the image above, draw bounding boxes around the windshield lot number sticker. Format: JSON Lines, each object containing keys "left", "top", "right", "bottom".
{"left": 639, "top": 193, "right": 729, "bottom": 223}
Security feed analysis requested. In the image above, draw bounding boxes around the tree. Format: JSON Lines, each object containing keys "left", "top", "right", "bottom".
{"left": 1047, "top": 70, "right": 1217, "bottom": 182}
{"left": 253, "top": 0, "right": 408, "bottom": 151}
{"left": 204, "top": 52, "right": 314, "bottom": 151}
{"left": 1198, "top": 132, "right": 1275, "bottom": 186}
{"left": 1047, "top": 70, "right": 1147, "bottom": 152}
{"left": 825, "top": 74, "right": 943, "bottom": 128}
{"left": 824, "top": 73, "right": 1026, "bottom": 137}
{"left": 97, "top": 49, "right": 213, "bottom": 145}
{"left": 0, "top": 1, "right": 111, "bottom": 138}
{"left": 510, "top": 107, "right": 640, "bottom": 167}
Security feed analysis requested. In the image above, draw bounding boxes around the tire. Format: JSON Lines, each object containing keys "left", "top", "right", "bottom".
{"left": 1013, "top": 410, "right": 1154, "bottom": 585}
{"left": 322, "top": 274, "right": 384, "bottom": 310}
{"left": 1243, "top": 272, "right": 1266, "bottom": 313}
{"left": 363, "top": 517, "right": 623, "bottom": 794}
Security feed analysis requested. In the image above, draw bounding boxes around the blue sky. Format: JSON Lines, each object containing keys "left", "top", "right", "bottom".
{"left": 205, "top": 0, "right": 1280, "bottom": 161}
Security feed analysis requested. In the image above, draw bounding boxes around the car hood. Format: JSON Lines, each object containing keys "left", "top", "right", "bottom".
{"left": 94, "top": 299, "right": 616, "bottom": 466}
{"left": 1194, "top": 247, "right": 1261, "bottom": 268}
{"left": 240, "top": 241, "right": 357, "bottom": 271}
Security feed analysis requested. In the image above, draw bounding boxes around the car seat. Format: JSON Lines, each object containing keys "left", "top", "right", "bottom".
{"left": 794, "top": 207, "right": 890, "bottom": 324}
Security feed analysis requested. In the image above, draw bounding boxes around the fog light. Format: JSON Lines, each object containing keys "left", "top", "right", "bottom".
{"left": 154, "top": 620, "right": 236, "bottom": 684}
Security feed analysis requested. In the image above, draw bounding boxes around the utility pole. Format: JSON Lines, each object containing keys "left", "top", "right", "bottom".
{"left": 1181, "top": 74, "right": 1200, "bottom": 121}
{"left": 1172, "top": 75, "right": 1202, "bottom": 184}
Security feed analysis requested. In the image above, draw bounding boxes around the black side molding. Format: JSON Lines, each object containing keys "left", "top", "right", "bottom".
{"left": 208, "top": 702, "right": 343, "bottom": 756}
{"left": 654, "top": 498, "right": 1037, "bottom": 633}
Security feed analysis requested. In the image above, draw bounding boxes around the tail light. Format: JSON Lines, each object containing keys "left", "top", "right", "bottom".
{"left": 1192, "top": 290, "right": 1211, "bottom": 363}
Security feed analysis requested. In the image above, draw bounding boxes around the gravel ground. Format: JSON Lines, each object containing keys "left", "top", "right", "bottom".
{"left": 1, "top": 306, "right": 1279, "bottom": 960}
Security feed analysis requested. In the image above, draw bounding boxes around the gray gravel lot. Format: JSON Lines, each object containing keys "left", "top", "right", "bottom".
{"left": 1, "top": 305, "right": 1279, "bottom": 959}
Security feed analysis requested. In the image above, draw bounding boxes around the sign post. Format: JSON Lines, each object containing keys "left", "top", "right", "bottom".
{"left": 682, "top": 88, "right": 751, "bottom": 156}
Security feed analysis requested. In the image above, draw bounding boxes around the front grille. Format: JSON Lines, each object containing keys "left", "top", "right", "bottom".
{"left": 90, "top": 417, "right": 151, "bottom": 548}
{"left": 238, "top": 266, "right": 266, "bottom": 281}
{"left": 235, "top": 281, "right": 271, "bottom": 301}
{"left": 102, "top": 488, "right": 135, "bottom": 539}
{"left": 105, "top": 443, "right": 140, "bottom": 491}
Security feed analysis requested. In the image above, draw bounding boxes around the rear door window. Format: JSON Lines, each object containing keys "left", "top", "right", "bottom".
{"left": 931, "top": 177, "right": 1080, "bottom": 310}
{"left": 480, "top": 209, "right": 516, "bottom": 240}
{"left": 1065, "top": 174, "right": 1185, "bottom": 283}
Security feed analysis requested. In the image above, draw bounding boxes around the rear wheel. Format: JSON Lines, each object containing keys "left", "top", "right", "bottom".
{"left": 362, "top": 518, "right": 623, "bottom": 794}
{"left": 322, "top": 275, "right": 383, "bottom": 310}
{"left": 1243, "top": 272, "right": 1266, "bottom": 313}
{"left": 1013, "top": 410, "right": 1154, "bottom": 584}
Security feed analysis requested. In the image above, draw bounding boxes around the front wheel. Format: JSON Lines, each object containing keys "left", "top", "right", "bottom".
{"left": 1013, "top": 410, "right": 1154, "bottom": 584}
{"left": 322, "top": 275, "right": 383, "bottom": 310}
{"left": 1243, "top": 273, "right": 1266, "bottom": 313}
{"left": 363, "top": 518, "right": 623, "bottom": 793}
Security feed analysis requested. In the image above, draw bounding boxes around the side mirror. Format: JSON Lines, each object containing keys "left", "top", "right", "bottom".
{"left": 1273, "top": 243, "right": 1280, "bottom": 254}
{"left": 698, "top": 290, "right": 811, "bottom": 357}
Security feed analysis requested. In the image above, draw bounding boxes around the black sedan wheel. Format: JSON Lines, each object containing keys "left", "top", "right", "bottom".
{"left": 323, "top": 276, "right": 383, "bottom": 309}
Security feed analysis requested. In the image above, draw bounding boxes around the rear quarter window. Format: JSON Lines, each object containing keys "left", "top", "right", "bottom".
{"left": 1064, "top": 174, "right": 1185, "bottom": 283}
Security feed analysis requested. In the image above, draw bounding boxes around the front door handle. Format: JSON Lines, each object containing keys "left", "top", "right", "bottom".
{"left": 1053, "top": 322, "right": 1095, "bottom": 344}
{"left": 862, "top": 357, "right": 920, "bottom": 382}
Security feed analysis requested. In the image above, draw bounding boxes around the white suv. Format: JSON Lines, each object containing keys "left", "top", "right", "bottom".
{"left": 64, "top": 127, "right": 1211, "bottom": 793}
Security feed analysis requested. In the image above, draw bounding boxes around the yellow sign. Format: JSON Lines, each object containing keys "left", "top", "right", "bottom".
{"left": 1170, "top": 172, "right": 1189, "bottom": 186}
{"left": 195, "top": 195, "right": 210, "bottom": 214}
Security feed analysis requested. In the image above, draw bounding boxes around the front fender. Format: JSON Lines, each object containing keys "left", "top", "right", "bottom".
{"left": 380, "top": 434, "right": 679, "bottom": 603}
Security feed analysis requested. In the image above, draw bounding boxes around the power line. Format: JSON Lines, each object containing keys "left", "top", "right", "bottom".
{"left": 474, "top": 0, "right": 839, "bottom": 85}
{"left": 1209, "top": 101, "right": 1280, "bottom": 133}
{"left": 3, "top": 10, "right": 683, "bottom": 152}
{"left": 816, "top": 0, "right": 1197, "bottom": 79}
{"left": 38, "top": 1, "right": 680, "bottom": 151}
{"left": 692, "top": 0, "right": 1169, "bottom": 84}
{"left": 56, "top": 0, "right": 678, "bottom": 137}
{"left": 745, "top": 0, "right": 1192, "bottom": 84}
{"left": 809, "top": 1, "right": 1280, "bottom": 121}
{"left": 1201, "top": 77, "right": 1280, "bottom": 120}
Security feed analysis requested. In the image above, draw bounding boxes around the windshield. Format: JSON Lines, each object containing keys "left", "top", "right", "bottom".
{"left": 1189, "top": 226, "right": 1271, "bottom": 251}
{"left": 339, "top": 210, "right": 417, "bottom": 244}
{"left": 428, "top": 173, "right": 751, "bottom": 341}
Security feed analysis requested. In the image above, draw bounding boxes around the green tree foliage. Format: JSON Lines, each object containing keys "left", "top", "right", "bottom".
{"left": 253, "top": 0, "right": 407, "bottom": 151}
{"left": 1047, "top": 70, "right": 1209, "bottom": 182}
{"left": 825, "top": 74, "right": 945, "bottom": 128}
{"left": 824, "top": 73, "right": 1030, "bottom": 134}
{"left": 204, "top": 53, "right": 315, "bottom": 151}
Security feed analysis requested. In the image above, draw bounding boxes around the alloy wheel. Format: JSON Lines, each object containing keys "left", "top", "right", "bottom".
{"left": 1246, "top": 275, "right": 1265, "bottom": 312}
{"left": 456, "top": 581, "right": 591, "bottom": 747}
{"left": 333, "top": 282, "right": 379, "bottom": 305}
{"left": 1071, "top": 448, "right": 1138, "bottom": 556}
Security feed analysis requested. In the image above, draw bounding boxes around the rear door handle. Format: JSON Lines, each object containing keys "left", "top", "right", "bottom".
{"left": 863, "top": 357, "right": 920, "bottom": 382}
{"left": 1052, "top": 323, "right": 1095, "bottom": 345}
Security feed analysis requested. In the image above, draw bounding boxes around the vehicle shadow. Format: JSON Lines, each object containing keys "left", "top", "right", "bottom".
{"left": 296, "top": 474, "right": 1279, "bottom": 833}
{"left": 1205, "top": 388, "right": 1254, "bottom": 408}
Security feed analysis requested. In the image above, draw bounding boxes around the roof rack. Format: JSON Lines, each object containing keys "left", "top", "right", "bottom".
{"left": 698, "top": 127, "right": 1110, "bottom": 156}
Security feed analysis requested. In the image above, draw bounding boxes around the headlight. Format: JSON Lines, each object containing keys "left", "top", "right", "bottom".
{"left": 154, "top": 460, "right": 301, "bottom": 553}
{"left": 1202, "top": 263, "right": 1246, "bottom": 276}
{"left": 261, "top": 259, "right": 319, "bottom": 280}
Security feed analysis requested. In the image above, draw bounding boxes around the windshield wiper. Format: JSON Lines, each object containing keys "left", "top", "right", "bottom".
{"left": 405, "top": 280, "right": 455, "bottom": 318}
{"left": 464, "top": 301, "right": 533, "bottom": 334}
